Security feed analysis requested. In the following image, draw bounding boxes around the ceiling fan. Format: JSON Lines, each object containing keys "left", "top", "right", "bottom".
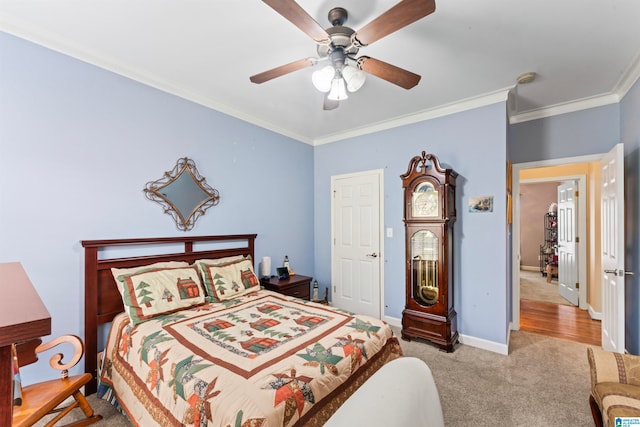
{"left": 249, "top": 0, "right": 436, "bottom": 110}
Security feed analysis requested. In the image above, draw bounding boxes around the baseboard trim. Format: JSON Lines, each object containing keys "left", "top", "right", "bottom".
{"left": 384, "top": 315, "right": 402, "bottom": 328}
{"left": 385, "top": 315, "right": 509, "bottom": 355}
{"left": 459, "top": 334, "right": 509, "bottom": 355}
{"left": 588, "top": 305, "right": 603, "bottom": 321}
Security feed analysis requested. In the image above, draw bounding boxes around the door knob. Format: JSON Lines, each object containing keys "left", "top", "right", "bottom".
{"left": 604, "top": 269, "right": 634, "bottom": 277}
{"left": 366, "top": 253, "right": 378, "bottom": 258}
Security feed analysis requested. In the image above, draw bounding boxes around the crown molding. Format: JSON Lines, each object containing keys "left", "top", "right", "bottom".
{"left": 312, "top": 88, "right": 512, "bottom": 146}
{"left": 509, "top": 93, "right": 620, "bottom": 124}
{"left": 509, "top": 52, "right": 640, "bottom": 125}
{"left": 616, "top": 51, "right": 640, "bottom": 101}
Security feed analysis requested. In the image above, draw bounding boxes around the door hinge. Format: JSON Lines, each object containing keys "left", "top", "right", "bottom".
{"left": 333, "top": 285, "right": 336, "bottom": 293}
{"left": 576, "top": 282, "right": 579, "bottom": 289}
{"left": 333, "top": 189, "right": 336, "bottom": 198}
{"left": 575, "top": 236, "right": 580, "bottom": 243}
{"left": 333, "top": 238, "right": 336, "bottom": 245}
{"left": 575, "top": 190, "right": 579, "bottom": 198}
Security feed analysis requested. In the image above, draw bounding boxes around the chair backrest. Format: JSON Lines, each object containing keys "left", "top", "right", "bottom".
{"left": 15, "top": 335, "right": 85, "bottom": 378}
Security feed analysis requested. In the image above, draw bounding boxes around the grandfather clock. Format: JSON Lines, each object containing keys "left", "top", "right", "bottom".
{"left": 400, "top": 151, "right": 458, "bottom": 352}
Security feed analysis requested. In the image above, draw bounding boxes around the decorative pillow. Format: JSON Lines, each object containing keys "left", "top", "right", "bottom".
{"left": 195, "top": 254, "right": 248, "bottom": 267}
{"left": 195, "top": 257, "right": 259, "bottom": 302}
{"left": 111, "top": 261, "right": 190, "bottom": 294}
{"left": 112, "top": 265, "right": 205, "bottom": 325}
{"left": 194, "top": 255, "right": 250, "bottom": 300}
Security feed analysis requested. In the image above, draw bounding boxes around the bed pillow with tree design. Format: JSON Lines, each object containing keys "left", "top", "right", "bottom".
{"left": 112, "top": 266, "right": 205, "bottom": 325}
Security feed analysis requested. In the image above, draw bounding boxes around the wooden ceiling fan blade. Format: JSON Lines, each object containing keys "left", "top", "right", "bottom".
{"left": 250, "top": 58, "right": 315, "bottom": 84}
{"left": 323, "top": 95, "right": 339, "bottom": 111}
{"left": 262, "top": 0, "right": 330, "bottom": 43}
{"left": 358, "top": 56, "right": 421, "bottom": 89}
{"left": 354, "top": 0, "right": 436, "bottom": 46}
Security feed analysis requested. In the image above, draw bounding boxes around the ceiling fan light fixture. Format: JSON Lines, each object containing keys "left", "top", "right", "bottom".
{"left": 328, "top": 78, "right": 348, "bottom": 101}
{"left": 312, "top": 65, "right": 335, "bottom": 92}
{"left": 251, "top": 2, "right": 434, "bottom": 109}
{"left": 342, "top": 65, "right": 366, "bottom": 92}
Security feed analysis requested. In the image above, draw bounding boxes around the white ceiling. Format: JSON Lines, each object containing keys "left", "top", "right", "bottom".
{"left": 1, "top": 0, "right": 639, "bottom": 145}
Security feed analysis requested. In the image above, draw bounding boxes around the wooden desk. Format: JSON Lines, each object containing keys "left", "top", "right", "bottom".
{"left": 0, "top": 262, "right": 51, "bottom": 426}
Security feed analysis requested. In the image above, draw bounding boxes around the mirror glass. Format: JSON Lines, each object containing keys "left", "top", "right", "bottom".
{"left": 144, "top": 158, "right": 220, "bottom": 231}
{"left": 411, "top": 230, "right": 439, "bottom": 306}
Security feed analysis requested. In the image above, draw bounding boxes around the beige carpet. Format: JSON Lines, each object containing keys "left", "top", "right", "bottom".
{"left": 397, "top": 328, "right": 593, "bottom": 426}
{"left": 36, "top": 329, "right": 595, "bottom": 426}
{"left": 520, "top": 269, "right": 572, "bottom": 306}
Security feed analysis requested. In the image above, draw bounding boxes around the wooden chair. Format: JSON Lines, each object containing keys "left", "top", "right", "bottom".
{"left": 12, "top": 335, "right": 102, "bottom": 427}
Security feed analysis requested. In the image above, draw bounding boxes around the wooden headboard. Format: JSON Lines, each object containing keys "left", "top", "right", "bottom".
{"left": 81, "top": 234, "right": 256, "bottom": 394}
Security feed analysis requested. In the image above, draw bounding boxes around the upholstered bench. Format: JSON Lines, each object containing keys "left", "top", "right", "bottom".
{"left": 587, "top": 347, "right": 640, "bottom": 426}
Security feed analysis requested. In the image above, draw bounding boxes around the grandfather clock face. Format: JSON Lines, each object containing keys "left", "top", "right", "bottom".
{"left": 412, "top": 182, "right": 439, "bottom": 218}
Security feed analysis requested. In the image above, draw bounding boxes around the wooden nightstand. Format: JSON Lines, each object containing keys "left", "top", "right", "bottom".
{"left": 261, "top": 275, "right": 312, "bottom": 300}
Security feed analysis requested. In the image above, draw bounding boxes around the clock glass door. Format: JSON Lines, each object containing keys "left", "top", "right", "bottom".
{"left": 411, "top": 229, "right": 439, "bottom": 306}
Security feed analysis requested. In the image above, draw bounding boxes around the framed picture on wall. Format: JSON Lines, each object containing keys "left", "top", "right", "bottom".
{"left": 469, "top": 196, "right": 493, "bottom": 213}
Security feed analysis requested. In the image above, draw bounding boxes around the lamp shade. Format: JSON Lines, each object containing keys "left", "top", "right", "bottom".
{"left": 328, "top": 78, "right": 348, "bottom": 101}
{"left": 342, "top": 65, "right": 366, "bottom": 92}
{"left": 312, "top": 65, "right": 334, "bottom": 93}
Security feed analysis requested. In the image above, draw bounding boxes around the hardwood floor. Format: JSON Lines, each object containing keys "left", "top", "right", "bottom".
{"left": 520, "top": 299, "right": 601, "bottom": 346}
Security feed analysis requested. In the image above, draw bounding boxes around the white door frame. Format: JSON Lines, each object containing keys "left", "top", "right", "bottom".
{"left": 511, "top": 154, "right": 601, "bottom": 330}
{"left": 330, "top": 169, "right": 385, "bottom": 319}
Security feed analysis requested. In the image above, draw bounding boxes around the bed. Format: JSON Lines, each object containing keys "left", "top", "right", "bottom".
{"left": 82, "top": 234, "right": 402, "bottom": 426}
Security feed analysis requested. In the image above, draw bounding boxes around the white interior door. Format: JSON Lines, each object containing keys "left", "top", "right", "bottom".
{"left": 331, "top": 170, "right": 383, "bottom": 318}
{"left": 557, "top": 181, "right": 578, "bottom": 305}
{"left": 601, "top": 143, "right": 625, "bottom": 352}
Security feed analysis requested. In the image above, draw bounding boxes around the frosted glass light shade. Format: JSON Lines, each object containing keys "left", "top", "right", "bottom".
{"left": 327, "top": 78, "right": 348, "bottom": 101}
{"left": 312, "top": 66, "right": 335, "bottom": 92}
{"left": 342, "top": 65, "right": 366, "bottom": 92}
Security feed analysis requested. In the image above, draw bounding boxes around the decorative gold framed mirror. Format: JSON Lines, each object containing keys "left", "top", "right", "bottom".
{"left": 144, "top": 157, "right": 220, "bottom": 231}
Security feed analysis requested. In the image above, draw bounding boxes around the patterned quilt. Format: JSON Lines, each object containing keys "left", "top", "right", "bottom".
{"left": 99, "top": 289, "right": 402, "bottom": 427}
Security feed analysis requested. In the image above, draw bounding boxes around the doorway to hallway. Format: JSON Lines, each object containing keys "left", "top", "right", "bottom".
{"left": 512, "top": 153, "right": 604, "bottom": 346}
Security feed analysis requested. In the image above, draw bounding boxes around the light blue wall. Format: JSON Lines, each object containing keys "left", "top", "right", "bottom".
{"left": 621, "top": 78, "right": 640, "bottom": 354}
{"left": 314, "top": 104, "right": 510, "bottom": 344}
{"left": 0, "top": 32, "right": 314, "bottom": 382}
{"left": 509, "top": 104, "right": 621, "bottom": 163}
